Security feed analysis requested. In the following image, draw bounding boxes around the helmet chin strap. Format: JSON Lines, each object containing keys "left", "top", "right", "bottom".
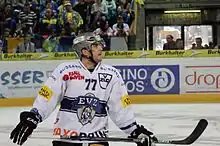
{"left": 88, "top": 50, "right": 98, "bottom": 65}
{"left": 81, "top": 50, "right": 98, "bottom": 66}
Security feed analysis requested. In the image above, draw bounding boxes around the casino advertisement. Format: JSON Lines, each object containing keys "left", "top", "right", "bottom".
{"left": 114, "top": 65, "right": 180, "bottom": 95}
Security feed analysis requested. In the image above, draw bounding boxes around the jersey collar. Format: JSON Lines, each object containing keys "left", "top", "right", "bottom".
{"left": 78, "top": 60, "right": 102, "bottom": 73}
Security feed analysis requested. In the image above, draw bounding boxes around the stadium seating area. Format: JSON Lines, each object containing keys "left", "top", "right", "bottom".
{"left": 0, "top": 0, "right": 136, "bottom": 53}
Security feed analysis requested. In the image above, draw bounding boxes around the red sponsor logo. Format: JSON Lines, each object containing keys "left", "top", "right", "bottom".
{"left": 53, "top": 128, "right": 78, "bottom": 136}
{"left": 63, "top": 71, "right": 84, "bottom": 81}
{"left": 53, "top": 128, "right": 108, "bottom": 138}
{"left": 184, "top": 66, "right": 220, "bottom": 93}
{"left": 185, "top": 71, "right": 220, "bottom": 88}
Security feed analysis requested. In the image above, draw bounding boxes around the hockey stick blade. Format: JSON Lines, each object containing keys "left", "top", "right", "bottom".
{"left": 165, "top": 119, "right": 208, "bottom": 145}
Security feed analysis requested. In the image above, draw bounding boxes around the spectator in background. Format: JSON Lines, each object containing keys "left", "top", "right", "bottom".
{"left": 42, "top": 35, "right": 59, "bottom": 52}
{"left": 0, "top": 7, "right": 4, "bottom": 36}
{"left": 40, "top": 2, "right": 57, "bottom": 20}
{"left": 102, "top": 0, "right": 116, "bottom": 27}
{"left": 0, "top": 36, "right": 7, "bottom": 53}
{"left": 191, "top": 43, "right": 196, "bottom": 49}
{"left": 204, "top": 44, "right": 209, "bottom": 49}
{"left": 57, "top": 0, "right": 68, "bottom": 21}
{"left": 16, "top": 3, "right": 37, "bottom": 36}
{"left": 195, "top": 37, "right": 204, "bottom": 49}
{"left": 208, "top": 42, "right": 215, "bottom": 49}
{"left": 61, "top": 2, "right": 83, "bottom": 35}
{"left": 15, "top": 36, "right": 36, "bottom": 52}
{"left": 121, "top": 3, "right": 134, "bottom": 27}
{"left": 117, "top": 2, "right": 124, "bottom": 15}
{"left": 30, "top": 0, "right": 39, "bottom": 11}
{"left": 0, "top": 0, "right": 3, "bottom": 7}
{"left": 55, "top": 0, "right": 61, "bottom": 5}
{"left": 112, "top": 15, "right": 129, "bottom": 37}
{"left": 94, "top": 20, "right": 113, "bottom": 50}
{"left": 40, "top": 8, "right": 58, "bottom": 36}
{"left": 73, "top": 0, "right": 88, "bottom": 31}
{"left": 0, "top": 36, "right": 4, "bottom": 52}
{"left": 58, "top": 0, "right": 76, "bottom": 6}
{"left": 90, "top": 0, "right": 108, "bottom": 30}
{"left": 16, "top": 0, "right": 27, "bottom": 10}
{"left": 40, "top": 0, "right": 58, "bottom": 13}
{"left": 163, "top": 35, "right": 176, "bottom": 50}
{"left": 175, "top": 38, "right": 184, "bottom": 50}
{"left": 4, "top": 4, "right": 17, "bottom": 37}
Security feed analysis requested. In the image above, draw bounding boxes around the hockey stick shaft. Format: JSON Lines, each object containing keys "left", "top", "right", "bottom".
{"left": 65, "top": 119, "right": 208, "bottom": 145}
{"left": 31, "top": 119, "right": 208, "bottom": 145}
{"left": 30, "top": 136, "right": 167, "bottom": 144}
{"left": 65, "top": 137, "right": 177, "bottom": 144}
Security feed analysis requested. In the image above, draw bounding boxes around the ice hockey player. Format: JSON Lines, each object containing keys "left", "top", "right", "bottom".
{"left": 10, "top": 33, "right": 158, "bottom": 146}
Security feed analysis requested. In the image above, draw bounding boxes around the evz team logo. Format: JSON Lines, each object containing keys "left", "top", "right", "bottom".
{"left": 151, "top": 68, "right": 175, "bottom": 92}
{"left": 77, "top": 105, "right": 96, "bottom": 125}
{"left": 98, "top": 73, "right": 112, "bottom": 89}
{"left": 77, "top": 93, "right": 97, "bottom": 125}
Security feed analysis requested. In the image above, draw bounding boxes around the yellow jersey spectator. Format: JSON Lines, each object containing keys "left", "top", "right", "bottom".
{"left": 60, "top": 2, "right": 83, "bottom": 35}
{"left": 40, "top": 9, "right": 58, "bottom": 36}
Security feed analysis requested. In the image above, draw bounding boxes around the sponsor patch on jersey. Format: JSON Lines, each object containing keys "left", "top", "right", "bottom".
{"left": 98, "top": 73, "right": 112, "bottom": 89}
{"left": 59, "top": 64, "right": 82, "bottom": 74}
{"left": 121, "top": 95, "right": 131, "bottom": 108}
{"left": 53, "top": 128, "right": 78, "bottom": 137}
{"left": 63, "top": 71, "right": 84, "bottom": 81}
{"left": 38, "top": 85, "right": 53, "bottom": 100}
{"left": 53, "top": 128, "right": 108, "bottom": 138}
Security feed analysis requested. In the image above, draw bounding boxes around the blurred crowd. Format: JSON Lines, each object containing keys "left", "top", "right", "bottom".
{"left": 0, "top": 0, "right": 135, "bottom": 53}
{"left": 163, "top": 34, "right": 220, "bottom": 50}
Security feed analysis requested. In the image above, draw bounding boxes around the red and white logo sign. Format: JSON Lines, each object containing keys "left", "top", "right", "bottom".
{"left": 183, "top": 66, "right": 220, "bottom": 93}
{"left": 63, "top": 71, "right": 84, "bottom": 81}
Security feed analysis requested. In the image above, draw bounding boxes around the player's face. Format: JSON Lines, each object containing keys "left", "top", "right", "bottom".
{"left": 91, "top": 43, "right": 103, "bottom": 63}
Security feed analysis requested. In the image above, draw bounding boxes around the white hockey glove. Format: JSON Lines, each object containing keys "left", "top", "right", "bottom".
{"left": 129, "top": 125, "right": 158, "bottom": 146}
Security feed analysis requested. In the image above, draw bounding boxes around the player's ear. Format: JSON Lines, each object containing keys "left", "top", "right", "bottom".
{"left": 81, "top": 48, "right": 90, "bottom": 56}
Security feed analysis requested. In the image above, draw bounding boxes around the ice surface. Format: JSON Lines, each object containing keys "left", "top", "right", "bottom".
{"left": 0, "top": 104, "right": 220, "bottom": 146}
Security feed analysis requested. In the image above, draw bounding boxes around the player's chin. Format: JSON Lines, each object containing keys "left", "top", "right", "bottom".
{"left": 95, "top": 56, "right": 102, "bottom": 63}
{"left": 97, "top": 58, "right": 102, "bottom": 62}
{"left": 97, "top": 54, "right": 103, "bottom": 61}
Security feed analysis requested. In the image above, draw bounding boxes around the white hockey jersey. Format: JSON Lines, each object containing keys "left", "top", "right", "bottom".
{"left": 32, "top": 61, "right": 137, "bottom": 142}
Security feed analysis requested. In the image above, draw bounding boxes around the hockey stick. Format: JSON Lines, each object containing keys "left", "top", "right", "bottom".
{"left": 157, "top": 119, "right": 208, "bottom": 145}
{"left": 31, "top": 119, "right": 208, "bottom": 145}
{"left": 64, "top": 119, "right": 208, "bottom": 145}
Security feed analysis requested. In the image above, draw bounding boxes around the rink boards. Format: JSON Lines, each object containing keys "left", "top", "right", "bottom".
{"left": 1, "top": 58, "right": 220, "bottom": 106}
{"left": 0, "top": 94, "right": 220, "bottom": 106}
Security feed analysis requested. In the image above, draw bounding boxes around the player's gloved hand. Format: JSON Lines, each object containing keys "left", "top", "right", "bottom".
{"left": 10, "top": 110, "right": 42, "bottom": 145}
{"left": 129, "top": 125, "right": 158, "bottom": 146}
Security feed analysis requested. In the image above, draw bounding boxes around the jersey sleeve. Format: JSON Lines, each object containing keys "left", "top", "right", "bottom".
{"left": 107, "top": 73, "right": 137, "bottom": 135}
{"left": 32, "top": 64, "right": 66, "bottom": 121}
